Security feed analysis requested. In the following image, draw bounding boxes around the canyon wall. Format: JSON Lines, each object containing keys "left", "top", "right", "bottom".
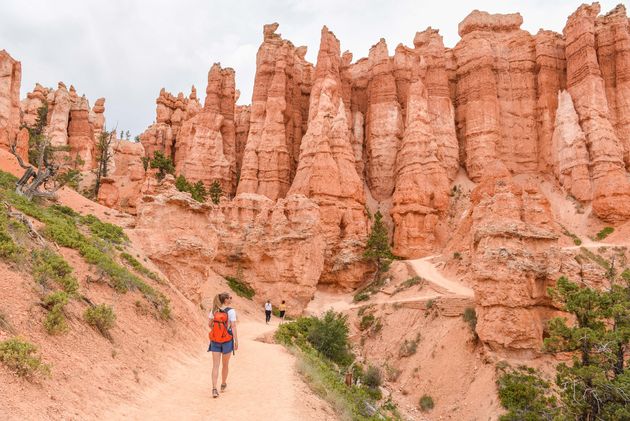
{"left": 4, "top": 2, "right": 630, "bottom": 352}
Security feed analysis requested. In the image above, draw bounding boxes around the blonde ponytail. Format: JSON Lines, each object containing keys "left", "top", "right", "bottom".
{"left": 212, "top": 292, "right": 230, "bottom": 313}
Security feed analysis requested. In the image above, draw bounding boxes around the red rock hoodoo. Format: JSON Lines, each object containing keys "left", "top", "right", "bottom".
{"left": 5, "top": 2, "right": 630, "bottom": 352}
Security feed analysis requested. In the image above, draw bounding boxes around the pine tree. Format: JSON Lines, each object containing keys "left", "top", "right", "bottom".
{"left": 149, "top": 151, "right": 174, "bottom": 181}
{"left": 363, "top": 211, "right": 394, "bottom": 280}
{"left": 544, "top": 276, "right": 630, "bottom": 420}
{"left": 209, "top": 180, "right": 222, "bottom": 205}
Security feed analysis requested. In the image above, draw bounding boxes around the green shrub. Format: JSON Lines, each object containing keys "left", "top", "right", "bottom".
{"left": 398, "top": 338, "right": 419, "bottom": 357}
{"left": 353, "top": 291, "right": 370, "bottom": 302}
{"left": 497, "top": 365, "right": 558, "bottom": 420}
{"left": 42, "top": 291, "right": 69, "bottom": 334}
{"left": 384, "top": 364, "right": 402, "bottom": 382}
{"left": 0, "top": 170, "right": 17, "bottom": 190}
{"left": 453, "top": 252, "right": 462, "bottom": 260}
{"left": 359, "top": 314, "right": 375, "bottom": 331}
{"left": 149, "top": 151, "right": 174, "bottom": 181}
{"left": 463, "top": 307, "right": 477, "bottom": 336}
{"left": 274, "top": 316, "right": 314, "bottom": 347}
{"left": 0, "top": 338, "right": 50, "bottom": 378}
{"left": 175, "top": 175, "right": 207, "bottom": 202}
{"left": 209, "top": 180, "right": 222, "bottom": 205}
{"left": 120, "top": 252, "right": 163, "bottom": 283}
{"left": 596, "top": 226, "right": 614, "bottom": 240}
{"left": 32, "top": 249, "right": 78, "bottom": 295}
{"left": 579, "top": 247, "right": 611, "bottom": 270}
{"left": 426, "top": 299, "right": 434, "bottom": 309}
{"left": 307, "top": 310, "right": 353, "bottom": 366}
{"left": 50, "top": 204, "right": 78, "bottom": 217}
{"left": 393, "top": 276, "right": 423, "bottom": 295}
{"left": 419, "top": 395, "right": 434, "bottom": 412}
{"left": 226, "top": 276, "right": 255, "bottom": 300}
{"left": 363, "top": 365, "right": 382, "bottom": 389}
{"left": 0, "top": 209, "right": 23, "bottom": 261}
{"left": 81, "top": 214, "right": 128, "bottom": 244}
{"left": 84, "top": 304, "right": 116, "bottom": 337}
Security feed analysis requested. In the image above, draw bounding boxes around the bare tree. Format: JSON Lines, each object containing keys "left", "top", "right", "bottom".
{"left": 10, "top": 140, "right": 62, "bottom": 200}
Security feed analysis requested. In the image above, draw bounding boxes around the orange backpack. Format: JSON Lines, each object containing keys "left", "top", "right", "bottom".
{"left": 209, "top": 308, "right": 233, "bottom": 343}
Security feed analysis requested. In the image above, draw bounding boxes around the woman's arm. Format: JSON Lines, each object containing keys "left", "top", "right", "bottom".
{"left": 231, "top": 321, "right": 238, "bottom": 350}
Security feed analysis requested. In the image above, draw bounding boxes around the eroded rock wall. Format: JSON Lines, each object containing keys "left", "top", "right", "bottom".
{"left": 237, "top": 23, "right": 313, "bottom": 200}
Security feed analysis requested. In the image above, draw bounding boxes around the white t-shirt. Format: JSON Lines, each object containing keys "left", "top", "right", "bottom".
{"left": 265, "top": 302, "right": 272, "bottom": 311}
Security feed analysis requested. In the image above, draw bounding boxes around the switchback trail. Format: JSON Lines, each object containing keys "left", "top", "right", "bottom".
{"left": 104, "top": 320, "right": 336, "bottom": 421}
{"left": 306, "top": 255, "right": 474, "bottom": 315}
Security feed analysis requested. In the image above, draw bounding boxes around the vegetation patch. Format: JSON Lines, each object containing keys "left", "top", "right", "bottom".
{"left": 560, "top": 225, "right": 582, "bottom": 246}
{"left": 392, "top": 276, "right": 423, "bottom": 295}
{"left": 149, "top": 151, "right": 174, "bottom": 181}
{"left": 42, "top": 291, "right": 69, "bottom": 335}
{"left": 0, "top": 338, "right": 50, "bottom": 379}
{"left": 175, "top": 175, "right": 208, "bottom": 203}
{"left": 275, "top": 311, "right": 396, "bottom": 420}
{"left": 32, "top": 248, "right": 78, "bottom": 295}
{"left": 418, "top": 395, "right": 434, "bottom": 412}
{"left": 359, "top": 314, "right": 376, "bottom": 331}
{"left": 595, "top": 226, "right": 614, "bottom": 240}
{"left": 120, "top": 252, "right": 163, "bottom": 284}
{"left": 80, "top": 214, "right": 128, "bottom": 245}
{"left": 363, "top": 211, "right": 394, "bottom": 282}
{"left": 496, "top": 365, "right": 558, "bottom": 420}
{"left": 579, "top": 247, "right": 611, "bottom": 270}
{"left": 226, "top": 275, "right": 255, "bottom": 300}
{"left": 462, "top": 307, "right": 477, "bottom": 338}
{"left": 0, "top": 173, "right": 171, "bottom": 320}
{"left": 84, "top": 304, "right": 116, "bottom": 338}
{"left": 398, "top": 335, "right": 420, "bottom": 358}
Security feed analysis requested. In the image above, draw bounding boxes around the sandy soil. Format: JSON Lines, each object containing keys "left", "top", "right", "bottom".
{"left": 104, "top": 320, "right": 337, "bottom": 421}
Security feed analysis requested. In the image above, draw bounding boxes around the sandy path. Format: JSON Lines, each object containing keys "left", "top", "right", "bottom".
{"left": 104, "top": 320, "right": 335, "bottom": 421}
{"left": 306, "top": 257, "right": 474, "bottom": 316}
{"left": 407, "top": 256, "right": 474, "bottom": 297}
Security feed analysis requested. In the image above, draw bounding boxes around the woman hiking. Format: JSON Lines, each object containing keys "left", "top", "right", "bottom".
{"left": 208, "top": 292, "right": 238, "bottom": 398}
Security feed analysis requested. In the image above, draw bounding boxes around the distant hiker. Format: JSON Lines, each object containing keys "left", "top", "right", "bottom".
{"left": 208, "top": 292, "right": 238, "bottom": 398}
{"left": 278, "top": 300, "right": 286, "bottom": 323}
{"left": 264, "top": 299, "right": 272, "bottom": 324}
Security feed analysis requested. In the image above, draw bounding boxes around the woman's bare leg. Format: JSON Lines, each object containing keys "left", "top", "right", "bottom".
{"left": 212, "top": 351, "right": 222, "bottom": 390}
{"left": 221, "top": 353, "right": 232, "bottom": 385}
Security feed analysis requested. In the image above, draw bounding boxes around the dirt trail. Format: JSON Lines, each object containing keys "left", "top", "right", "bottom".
{"left": 407, "top": 255, "right": 474, "bottom": 297}
{"left": 104, "top": 320, "right": 336, "bottom": 421}
{"left": 306, "top": 256, "right": 474, "bottom": 316}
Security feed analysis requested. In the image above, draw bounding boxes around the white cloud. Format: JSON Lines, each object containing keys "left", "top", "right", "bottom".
{"left": 0, "top": 0, "right": 622, "bottom": 135}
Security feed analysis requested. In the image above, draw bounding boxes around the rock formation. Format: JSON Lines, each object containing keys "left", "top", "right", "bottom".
{"left": 596, "top": 4, "right": 630, "bottom": 170}
{"left": 134, "top": 179, "right": 326, "bottom": 310}
{"left": 466, "top": 176, "right": 561, "bottom": 351}
{"left": 97, "top": 140, "right": 146, "bottom": 214}
{"left": 237, "top": 23, "right": 313, "bottom": 200}
{"left": 391, "top": 61, "right": 450, "bottom": 258}
{"left": 6, "top": 2, "right": 630, "bottom": 349}
{"left": 564, "top": 3, "right": 630, "bottom": 222}
{"left": 139, "top": 87, "right": 201, "bottom": 162}
{"left": 364, "top": 39, "right": 403, "bottom": 201}
{"left": 288, "top": 27, "right": 369, "bottom": 287}
{"left": 20, "top": 82, "right": 107, "bottom": 171}
{"left": 551, "top": 91, "right": 592, "bottom": 201}
{"left": 234, "top": 103, "right": 250, "bottom": 177}
{"left": 0, "top": 50, "right": 22, "bottom": 154}
{"left": 175, "top": 64, "right": 236, "bottom": 193}
{"left": 454, "top": 11, "right": 538, "bottom": 181}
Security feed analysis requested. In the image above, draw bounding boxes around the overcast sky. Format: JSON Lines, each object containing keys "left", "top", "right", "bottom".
{"left": 0, "top": 0, "right": 622, "bottom": 136}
